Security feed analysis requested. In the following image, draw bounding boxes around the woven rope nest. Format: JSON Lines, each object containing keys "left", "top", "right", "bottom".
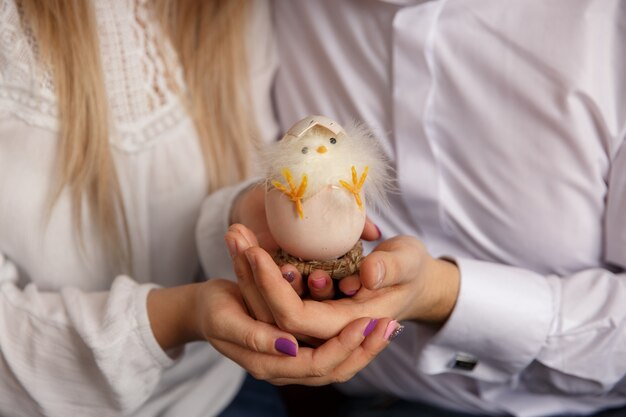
{"left": 273, "top": 240, "right": 363, "bottom": 279}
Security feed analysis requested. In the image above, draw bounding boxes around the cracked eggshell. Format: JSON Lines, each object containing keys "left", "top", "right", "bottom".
{"left": 265, "top": 185, "right": 366, "bottom": 261}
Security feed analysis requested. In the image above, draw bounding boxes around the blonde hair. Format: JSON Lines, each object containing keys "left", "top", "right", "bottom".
{"left": 19, "top": 0, "right": 257, "bottom": 271}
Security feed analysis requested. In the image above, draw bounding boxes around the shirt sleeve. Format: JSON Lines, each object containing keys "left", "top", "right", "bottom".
{"left": 418, "top": 140, "right": 626, "bottom": 393}
{"left": 196, "top": 178, "right": 263, "bottom": 281}
{"left": 0, "top": 254, "right": 174, "bottom": 417}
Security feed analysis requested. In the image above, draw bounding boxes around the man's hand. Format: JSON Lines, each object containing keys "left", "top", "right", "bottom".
{"left": 227, "top": 224, "right": 460, "bottom": 341}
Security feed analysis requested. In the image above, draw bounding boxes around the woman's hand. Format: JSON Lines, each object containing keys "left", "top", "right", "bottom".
{"left": 147, "top": 279, "right": 296, "bottom": 355}
{"left": 226, "top": 224, "right": 460, "bottom": 340}
{"left": 228, "top": 186, "right": 382, "bottom": 300}
{"left": 146, "top": 279, "right": 396, "bottom": 385}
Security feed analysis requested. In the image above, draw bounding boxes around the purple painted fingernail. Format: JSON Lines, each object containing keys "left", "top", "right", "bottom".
{"left": 344, "top": 289, "right": 357, "bottom": 297}
{"left": 282, "top": 271, "right": 296, "bottom": 283}
{"left": 275, "top": 338, "right": 297, "bottom": 357}
{"left": 363, "top": 319, "right": 379, "bottom": 337}
{"left": 311, "top": 277, "right": 326, "bottom": 289}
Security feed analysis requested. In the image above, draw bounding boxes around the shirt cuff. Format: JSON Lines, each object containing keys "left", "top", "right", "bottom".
{"left": 418, "top": 257, "right": 554, "bottom": 382}
{"left": 133, "top": 282, "right": 176, "bottom": 368}
{"left": 196, "top": 178, "right": 263, "bottom": 281}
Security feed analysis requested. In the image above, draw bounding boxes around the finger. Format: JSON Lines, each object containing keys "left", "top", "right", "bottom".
{"left": 206, "top": 286, "right": 298, "bottom": 357}
{"left": 244, "top": 246, "right": 308, "bottom": 328}
{"left": 307, "top": 269, "right": 335, "bottom": 300}
{"left": 210, "top": 317, "right": 375, "bottom": 383}
{"left": 360, "top": 217, "right": 381, "bottom": 241}
{"left": 269, "top": 317, "right": 396, "bottom": 386}
{"left": 226, "top": 319, "right": 299, "bottom": 357}
{"left": 225, "top": 224, "right": 259, "bottom": 263}
{"left": 305, "top": 316, "right": 375, "bottom": 375}
{"left": 226, "top": 226, "right": 274, "bottom": 323}
{"left": 359, "top": 236, "right": 424, "bottom": 290}
{"left": 258, "top": 317, "right": 380, "bottom": 384}
{"left": 245, "top": 247, "right": 360, "bottom": 339}
{"left": 232, "top": 252, "right": 275, "bottom": 323}
{"left": 279, "top": 264, "right": 306, "bottom": 296}
{"left": 210, "top": 339, "right": 288, "bottom": 381}
{"left": 337, "top": 274, "right": 361, "bottom": 297}
{"left": 228, "top": 223, "right": 260, "bottom": 248}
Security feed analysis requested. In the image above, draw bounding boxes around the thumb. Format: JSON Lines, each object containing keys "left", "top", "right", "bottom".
{"left": 359, "top": 236, "right": 426, "bottom": 290}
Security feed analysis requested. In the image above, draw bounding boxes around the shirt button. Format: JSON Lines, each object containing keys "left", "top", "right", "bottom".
{"left": 449, "top": 353, "right": 478, "bottom": 371}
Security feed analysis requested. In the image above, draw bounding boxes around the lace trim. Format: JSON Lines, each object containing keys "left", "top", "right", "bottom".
{"left": 0, "top": 0, "right": 189, "bottom": 153}
{"left": 0, "top": 84, "right": 191, "bottom": 153}
{"left": 111, "top": 99, "right": 191, "bottom": 153}
{"left": 94, "top": 0, "right": 183, "bottom": 126}
{"left": 0, "top": 85, "right": 58, "bottom": 130}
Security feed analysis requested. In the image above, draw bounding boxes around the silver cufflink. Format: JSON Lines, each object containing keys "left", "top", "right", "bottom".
{"left": 449, "top": 353, "right": 478, "bottom": 371}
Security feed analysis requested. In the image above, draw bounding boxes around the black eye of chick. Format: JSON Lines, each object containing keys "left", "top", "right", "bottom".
{"left": 329, "top": 137, "right": 337, "bottom": 144}
{"left": 301, "top": 147, "right": 309, "bottom": 154}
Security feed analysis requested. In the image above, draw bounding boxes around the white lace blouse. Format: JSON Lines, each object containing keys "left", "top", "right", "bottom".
{"left": 0, "top": 0, "right": 277, "bottom": 416}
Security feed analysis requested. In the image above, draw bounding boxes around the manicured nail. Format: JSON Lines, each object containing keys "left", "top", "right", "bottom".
{"left": 363, "top": 319, "right": 379, "bottom": 337}
{"left": 344, "top": 289, "right": 357, "bottom": 297}
{"left": 374, "top": 261, "right": 385, "bottom": 289}
{"left": 282, "top": 271, "right": 296, "bottom": 283}
{"left": 275, "top": 338, "right": 297, "bottom": 357}
{"left": 311, "top": 277, "right": 326, "bottom": 289}
{"left": 225, "top": 238, "right": 237, "bottom": 258}
{"left": 384, "top": 320, "right": 404, "bottom": 341}
{"left": 244, "top": 250, "right": 257, "bottom": 270}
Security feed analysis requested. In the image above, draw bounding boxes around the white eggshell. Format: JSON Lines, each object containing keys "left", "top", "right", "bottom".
{"left": 266, "top": 186, "right": 366, "bottom": 261}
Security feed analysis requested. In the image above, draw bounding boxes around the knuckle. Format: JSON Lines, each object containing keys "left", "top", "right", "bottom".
{"left": 310, "top": 363, "right": 331, "bottom": 378}
{"left": 275, "top": 313, "right": 297, "bottom": 332}
{"left": 361, "top": 346, "right": 378, "bottom": 364}
{"left": 336, "top": 332, "right": 356, "bottom": 353}
{"left": 230, "top": 223, "right": 246, "bottom": 234}
{"left": 243, "top": 328, "right": 263, "bottom": 352}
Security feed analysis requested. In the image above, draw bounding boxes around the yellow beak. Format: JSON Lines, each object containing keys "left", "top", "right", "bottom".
{"left": 317, "top": 146, "right": 327, "bottom": 154}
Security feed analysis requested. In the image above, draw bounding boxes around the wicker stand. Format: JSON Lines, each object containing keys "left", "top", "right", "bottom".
{"left": 273, "top": 241, "right": 364, "bottom": 280}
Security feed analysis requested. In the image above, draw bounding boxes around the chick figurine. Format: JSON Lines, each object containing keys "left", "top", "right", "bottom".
{"left": 263, "top": 115, "right": 389, "bottom": 278}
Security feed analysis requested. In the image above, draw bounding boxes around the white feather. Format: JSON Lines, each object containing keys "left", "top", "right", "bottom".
{"left": 261, "top": 120, "right": 391, "bottom": 209}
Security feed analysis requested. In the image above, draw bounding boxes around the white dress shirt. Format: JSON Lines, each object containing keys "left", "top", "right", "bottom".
{"left": 266, "top": 1, "right": 626, "bottom": 416}
{"left": 0, "top": 0, "right": 277, "bottom": 416}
